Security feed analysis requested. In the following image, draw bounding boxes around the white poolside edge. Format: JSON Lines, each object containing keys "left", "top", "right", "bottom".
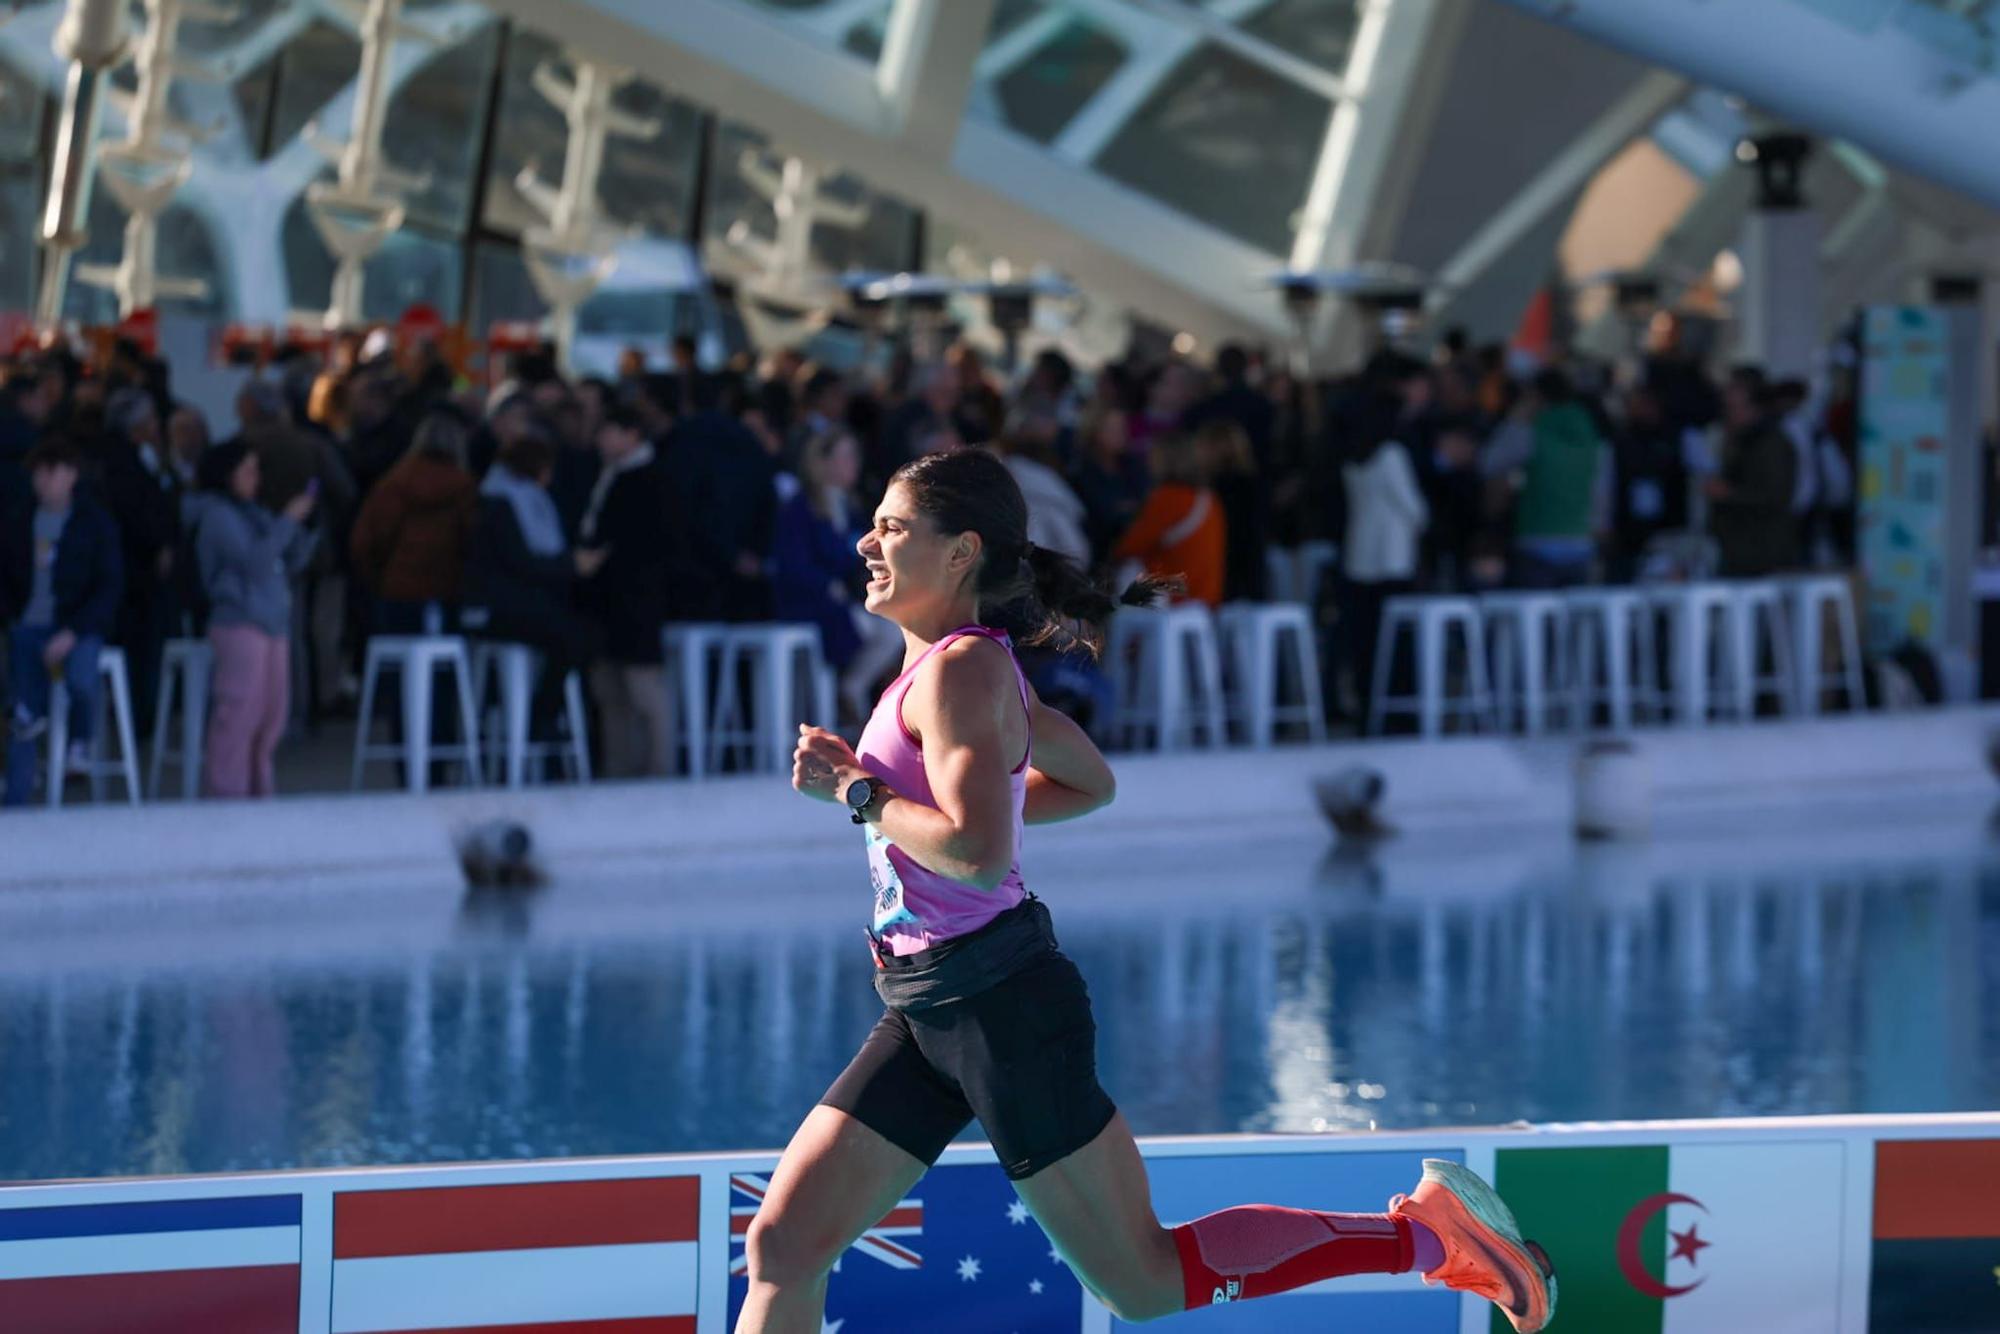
{"left": 2, "top": 706, "right": 1996, "bottom": 890}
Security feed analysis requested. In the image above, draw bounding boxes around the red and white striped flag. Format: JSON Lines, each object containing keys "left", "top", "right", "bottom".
{"left": 331, "top": 1176, "right": 700, "bottom": 1333}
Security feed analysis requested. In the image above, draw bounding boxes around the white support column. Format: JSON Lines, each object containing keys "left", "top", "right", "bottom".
{"left": 1286, "top": 0, "right": 1470, "bottom": 360}
{"left": 35, "top": 0, "right": 129, "bottom": 327}
{"left": 1427, "top": 69, "right": 1690, "bottom": 319}
{"left": 876, "top": 0, "right": 994, "bottom": 161}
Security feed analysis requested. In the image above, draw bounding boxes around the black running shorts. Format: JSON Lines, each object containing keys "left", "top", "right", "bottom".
{"left": 820, "top": 950, "right": 1119, "bottom": 1180}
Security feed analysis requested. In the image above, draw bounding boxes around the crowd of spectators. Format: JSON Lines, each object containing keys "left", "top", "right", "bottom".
{"left": 0, "top": 311, "right": 1863, "bottom": 803}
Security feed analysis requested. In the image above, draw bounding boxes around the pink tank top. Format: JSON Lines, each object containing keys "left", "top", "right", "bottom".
{"left": 856, "top": 625, "right": 1032, "bottom": 957}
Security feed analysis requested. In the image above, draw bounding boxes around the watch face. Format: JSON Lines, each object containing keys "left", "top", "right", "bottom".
{"left": 844, "top": 779, "right": 874, "bottom": 810}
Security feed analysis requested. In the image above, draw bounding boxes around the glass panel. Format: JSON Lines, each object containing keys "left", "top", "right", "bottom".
{"left": 705, "top": 121, "right": 918, "bottom": 277}
{"left": 0, "top": 165, "right": 39, "bottom": 312}
{"left": 1236, "top": 0, "right": 1359, "bottom": 76}
{"left": 482, "top": 29, "right": 705, "bottom": 241}
{"left": 176, "top": 0, "right": 289, "bottom": 55}
{"left": 380, "top": 23, "right": 502, "bottom": 233}
{"left": 1094, "top": 42, "right": 1332, "bottom": 254}
{"left": 268, "top": 20, "right": 363, "bottom": 157}
{"left": 63, "top": 197, "right": 229, "bottom": 323}
{"left": 0, "top": 54, "right": 47, "bottom": 161}
{"left": 284, "top": 198, "right": 463, "bottom": 322}
{"left": 472, "top": 240, "right": 703, "bottom": 380}
{"left": 989, "top": 14, "right": 1129, "bottom": 145}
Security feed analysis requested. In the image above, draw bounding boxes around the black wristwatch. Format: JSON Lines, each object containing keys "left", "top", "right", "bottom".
{"left": 844, "top": 776, "right": 881, "bottom": 825}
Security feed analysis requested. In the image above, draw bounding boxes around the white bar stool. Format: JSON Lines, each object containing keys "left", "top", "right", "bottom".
{"left": 1780, "top": 574, "right": 1867, "bottom": 715}
{"left": 148, "top": 637, "right": 212, "bottom": 800}
{"left": 663, "top": 622, "right": 729, "bottom": 779}
{"left": 708, "top": 624, "right": 836, "bottom": 773}
{"left": 1369, "top": 595, "right": 1493, "bottom": 738}
{"left": 1562, "top": 587, "right": 1659, "bottom": 731}
{"left": 469, "top": 642, "right": 591, "bottom": 788}
{"left": 1108, "top": 604, "right": 1228, "bottom": 751}
{"left": 1216, "top": 603, "right": 1326, "bottom": 748}
{"left": 1479, "top": 592, "right": 1570, "bottom": 735}
{"left": 1721, "top": 580, "right": 1798, "bottom": 719}
{"left": 351, "top": 635, "right": 483, "bottom": 793}
{"left": 1645, "top": 582, "right": 1747, "bottom": 727}
{"left": 48, "top": 646, "right": 142, "bottom": 807}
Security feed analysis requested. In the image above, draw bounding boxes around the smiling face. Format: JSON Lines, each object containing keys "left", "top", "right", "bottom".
{"left": 856, "top": 480, "right": 979, "bottom": 627}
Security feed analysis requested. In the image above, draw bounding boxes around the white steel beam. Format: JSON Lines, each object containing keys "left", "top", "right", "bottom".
{"left": 1288, "top": 0, "right": 1470, "bottom": 356}
{"left": 1427, "top": 69, "right": 1689, "bottom": 312}
{"left": 877, "top": 0, "right": 995, "bottom": 160}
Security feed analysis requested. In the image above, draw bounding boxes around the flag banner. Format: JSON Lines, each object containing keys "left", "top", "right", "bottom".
{"left": 331, "top": 1176, "right": 700, "bottom": 1334}
{"left": 1870, "top": 1139, "right": 2000, "bottom": 1332}
{"left": 1112, "top": 1149, "right": 1460, "bottom": 1332}
{"left": 1491, "top": 1141, "right": 1845, "bottom": 1333}
{"left": 0, "top": 1193, "right": 301, "bottom": 1333}
{"left": 728, "top": 1160, "right": 1087, "bottom": 1332}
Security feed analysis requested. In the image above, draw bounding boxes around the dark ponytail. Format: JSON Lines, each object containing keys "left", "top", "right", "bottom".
{"left": 888, "top": 449, "right": 1175, "bottom": 659}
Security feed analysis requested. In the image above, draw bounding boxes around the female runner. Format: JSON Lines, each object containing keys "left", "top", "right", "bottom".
{"left": 740, "top": 449, "right": 1555, "bottom": 1332}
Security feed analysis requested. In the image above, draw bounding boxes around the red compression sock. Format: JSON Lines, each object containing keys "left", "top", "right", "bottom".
{"left": 1171, "top": 1206, "right": 1427, "bottom": 1308}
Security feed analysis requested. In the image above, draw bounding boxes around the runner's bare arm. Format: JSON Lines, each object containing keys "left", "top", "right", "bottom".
{"left": 1023, "top": 691, "right": 1115, "bottom": 825}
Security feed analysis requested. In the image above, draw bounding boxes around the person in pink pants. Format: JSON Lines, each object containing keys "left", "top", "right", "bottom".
{"left": 188, "top": 439, "right": 316, "bottom": 799}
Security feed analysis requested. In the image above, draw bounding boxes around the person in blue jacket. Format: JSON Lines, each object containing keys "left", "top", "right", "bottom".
{"left": 773, "top": 427, "right": 903, "bottom": 724}
{"left": 2, "top": 436, "right": 124, "bottom": 805}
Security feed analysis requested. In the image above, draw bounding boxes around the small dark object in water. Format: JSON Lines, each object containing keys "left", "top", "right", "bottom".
{"left": 455, "top": 820, "right": 544, "bottom": 888}
{"left": 1314, "top": 767, "right": 1394, "bottom": 842}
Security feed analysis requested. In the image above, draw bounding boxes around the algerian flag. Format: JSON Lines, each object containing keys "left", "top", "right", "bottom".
{"left": 1491, "top": 1141, "right": 1846, "bottom": 1333}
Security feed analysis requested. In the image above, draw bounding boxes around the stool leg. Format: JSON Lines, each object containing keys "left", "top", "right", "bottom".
{"left": 48, "top": 682, "right": 68, "bottom": 809}
{"left": 1461, "top": 620, "right": 1495, "bottom": 733}
{"left": 183, "top": 656, "right": 208, "bottom": 799}
{"left": 757, "top": 653, "right": 788, "bottom": 774}
{"left": 147, "top": 664, "right": 174, "bottom": 800}
{"left": 1724, "top": 605, "right": 1755, "bottom": 721}
{"left": 684, "top": 645, "right": 710, "bottom": 780}
{"left": 505, "top": 656, "right": 531, "bottom": 790}
{"left": 1837, "top": 596, "right": 1866, "bottom": 710}
{"left": 455, "top": 656, "right": 483, "bottom": 787}
{"left": 565, "top": 674, "right": 592, "bottom": 783}
{"left": 1604, "top": 614, "right": 1633, "bottom": 733}
{"left": 352, "top": 655, "right": 378, "bottom": 790}
{"left": 111, "top": 663, "right": 140, "bottom": 805}
{"left": 1520, "top": 619, "right": 1547, "bottom": 737}
{"left": 1240, "top": 628, "right": 1272, "bottom": 752}
{"left": 1157, "top": 634, "right": 1187, "bottom": 751}
{"left": 1197, "top": 633, "right": 1226, "bottom": 749}
{"left": 1672, "top": 605, "right": 1704, "bottom": 727}
{"left": 1793, "top": 594, "right": 1821, "bottom": 717}
{"left": 1367, "top": 616, "right": 1396, "bottom": 738}
{"left": 1291, "top": 623, "right": 1326, "bottom": 743}
{"left": 401, "top": 661, "right": 431, "bottom": 795}
{"left": 1417, "top": 624, "right": 1446, "bottom": 739}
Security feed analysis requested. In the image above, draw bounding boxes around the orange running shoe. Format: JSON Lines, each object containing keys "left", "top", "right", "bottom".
{"left": 1390, "top": 1159, "right": 1557, "bottom": 1333}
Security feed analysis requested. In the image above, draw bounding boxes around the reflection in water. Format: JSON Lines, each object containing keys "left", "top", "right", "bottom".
{"left": 2, "top": 837, "right": 1997, "bottom": 1181}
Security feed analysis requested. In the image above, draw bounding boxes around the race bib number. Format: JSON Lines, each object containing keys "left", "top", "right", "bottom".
{"left": 865, "top": 823, "right": 921, "bottom": 934}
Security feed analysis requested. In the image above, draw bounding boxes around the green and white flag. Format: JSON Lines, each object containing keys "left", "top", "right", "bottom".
{"left": 1490, "top": 1141, "right": 1847, "bottom": 1333}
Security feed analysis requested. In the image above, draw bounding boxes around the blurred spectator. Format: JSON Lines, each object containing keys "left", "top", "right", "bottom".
{"left": 1070, "top": 402, "right": 1145, "bottom": 568}
{"left": 1129, "top": 361, "right": 1201, "bottom": 457}
{"left": 2, "top": 437, "right": 123, "bottom": 805}
{"left": 1188, "top": 345, "right": 1274, "bottom": 473}
{"left": 166, "top": 404, "right": 209, "bottom": 487}
{"left": 99, "top": 387, "right": 183, "bottom": 734}
{"left": 1194, "top": 417, "right": 1266, "bottom": 601}
{"left": 1484, "top": 370, "right": 1608, "bottom": 589}
{"left": 349, "top": 411, "right": 478, "bottom": 633}
{"left": 1339, "top": 392, "right": 1428, "bottom": 725}
{"left": 1114, "top": 431, "right": 1225, "bottom": 606}
{"left": 1708, "top": 370, "right": 1798, "bottom": 577}
{"left": 462, "top": 431, "right": 606, "bottom": 745}
{"left": 878, "top": 363, "right": 960, "bottom": 495}
{"left": 774, "top": 427, "right": 903, "bottom": 723}
{"left": 1419, "top": 414, "right": 1484, "bottom": 591}
{"left": 579, "top": 406, "right": 677, "bottom": 778}
{"left": 1607, "top": 383, "right": 1688, "bottom": 582}
{"left": 189, "top": 440, "right": 316, "bottom": 798}
{"left": 997, "top": 410, "right": 1092, "bottom": 570}
{"left": 674, "top": 381, "right": 773, "bottom": 623}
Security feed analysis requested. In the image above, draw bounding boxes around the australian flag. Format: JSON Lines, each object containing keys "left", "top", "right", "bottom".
{"left": 728, "top": 1160, "right": 1087, "bottom": 1333}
